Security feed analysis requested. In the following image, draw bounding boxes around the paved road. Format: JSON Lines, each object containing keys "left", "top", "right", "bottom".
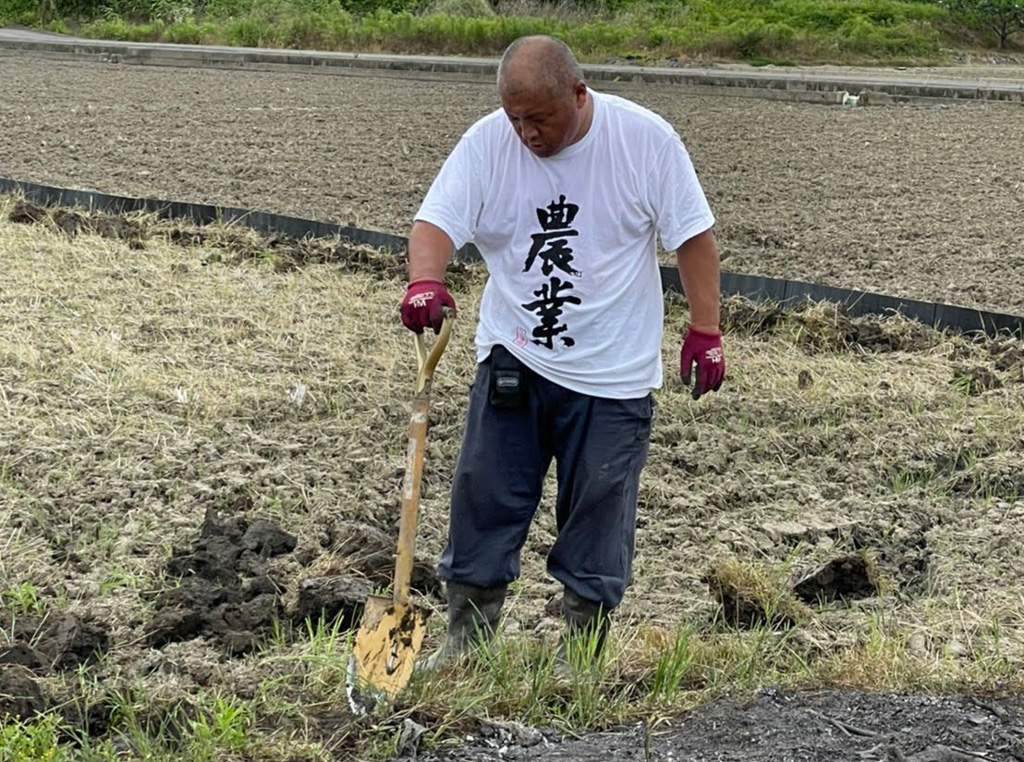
{"left": 2, "top": 25, "right": 1023, "bottom": 104}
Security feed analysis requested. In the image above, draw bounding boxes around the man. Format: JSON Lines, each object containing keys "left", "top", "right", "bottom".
{"left": 400, "top": 35, "right": 725, "bottom": 672}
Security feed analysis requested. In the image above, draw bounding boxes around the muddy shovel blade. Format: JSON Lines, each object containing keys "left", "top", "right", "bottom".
{"left": 346, "top": 313, "right": 452, "bottom": 713}
{"left": 349, "top": 596, "right": 427, "bottom": 704}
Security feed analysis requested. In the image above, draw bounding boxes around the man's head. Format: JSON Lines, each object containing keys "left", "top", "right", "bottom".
{"left": 497, "top": 36, "right": 589, "bottom": 158}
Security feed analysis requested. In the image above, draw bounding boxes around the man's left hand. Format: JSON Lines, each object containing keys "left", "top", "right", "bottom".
{"left": 680, "top": 327, "right": 725, "bottom": 400}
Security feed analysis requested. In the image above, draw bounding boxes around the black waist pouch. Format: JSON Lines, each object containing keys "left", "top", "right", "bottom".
{"left": 488, "top": 344, "right": 527, "bottom": 409}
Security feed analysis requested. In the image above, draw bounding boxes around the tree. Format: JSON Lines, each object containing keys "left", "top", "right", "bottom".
{"left": 944, "top": 0, "right": 1024, "bottom": 49}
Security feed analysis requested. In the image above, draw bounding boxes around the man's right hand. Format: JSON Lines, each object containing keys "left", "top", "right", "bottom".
{"left": 400, "top": 280, "right": 456, "bottom": 334}
{"left": 680, "top": 326, "right": 725, "bottom": 400}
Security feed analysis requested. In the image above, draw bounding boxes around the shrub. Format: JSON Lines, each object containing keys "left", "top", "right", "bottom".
{"left": 81, "top": 14, "right": 163, "bottom": 38}
{"left": 425, "top": 0, "right": 494, "bottom": 17}
{"left": 568, "top": 19, "right": 631, "bottom": 53}
{"left": 4, "top": 0, "right": 993, "bottom": 61}
{"left": 710, "top": 17, "right": 799, "bottom": 59}
{"left": 835, "top": 14, "right": 940, "bottom": 54}
{"left": 224, "top": 13, "right": 286, "bottom": 44}
{"left": 164, "top": 17, "right": 217, "bottom": 41}
{"left": 284, "top": 9, "right": 354, "bottom": 47}
{"left": 0, "top": 0, "right": 36, "bottom": 23}
{"left": 202, "top": 0, "right": 253, "bottom": 17}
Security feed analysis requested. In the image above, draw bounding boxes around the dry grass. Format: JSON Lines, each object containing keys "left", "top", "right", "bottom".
{"left": 704, "top": 556, "right": 813, "bottom": 629}
{"left": 1, "top": 195, "right": 1023, "bottom": 759}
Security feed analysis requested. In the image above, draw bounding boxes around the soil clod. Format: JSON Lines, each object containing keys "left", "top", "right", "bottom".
{"left": 49, "top": 612, "right": 110, "bottom": 670}
{"left": 147, "top": 509, "right": 291, "bottom": 653}
{"left": 147, "top": 508, "right": 436, "bottom": 654}
{"left": 723, "top": 297, "right": 942, "bottom": 353}
{"left": 328, "top": 520, "right": 442, "bottom": 598}
{"left": 242, "top": 520, "right": 298, "bottom": 557}
{"left": 0, "top": 643, "right": 47, "bottom": 672}
{"left": 952, "top": 365, "right": 1002, "bottom": 395}
{"left": 0, "top": 664, "right": 47, "bottom": 721}
{"left": 290, "top": 575, "right": 373, "bottom": 630}
{"left": 9, "top": 199, "right": 146, "bottom": 248}
{"left": 793, "top": 552, "right": 880, "bottom": 605}
{"left": 0, "top": 610, "right": 109, "bottom": 674}
{"left": 704, "top": 558, "right": 810, "bottom": 630}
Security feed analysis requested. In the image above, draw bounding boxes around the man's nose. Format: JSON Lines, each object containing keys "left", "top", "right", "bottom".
{"left": 521, "top": 122, "right": 539, "bottom": 140}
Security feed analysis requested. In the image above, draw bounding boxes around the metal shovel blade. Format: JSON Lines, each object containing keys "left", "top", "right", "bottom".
{"left": 346, "top": 313, "right": 452, "bottom": 712}
{"left": 349, "top": 595, "right": 427, "bottom": 704}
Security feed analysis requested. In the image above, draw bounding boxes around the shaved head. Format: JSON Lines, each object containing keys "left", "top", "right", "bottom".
{"left": 497, "top": 35, "right": 584, "bottom": 99}
{"left": 497, "top": 36, "right": 592, "bottom": 158}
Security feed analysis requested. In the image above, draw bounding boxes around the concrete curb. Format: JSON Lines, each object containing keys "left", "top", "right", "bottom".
{"left": 2, "top": 31, "right": 1023, "bottom": 105}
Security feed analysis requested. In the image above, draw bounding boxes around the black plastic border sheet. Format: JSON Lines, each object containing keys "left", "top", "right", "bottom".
{"left": 2, "top": 177, "right": 1022, "bottom": 338}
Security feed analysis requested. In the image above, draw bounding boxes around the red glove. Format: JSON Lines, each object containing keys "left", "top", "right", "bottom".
{"left": 400, "top": 279, "right": 456, "bottom": 334}
{"left": 680, "top": 327, "right": 725, "bottom": 400}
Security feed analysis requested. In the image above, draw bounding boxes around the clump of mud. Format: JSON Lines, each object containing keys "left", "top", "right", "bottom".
{"left": 706, "top": 551, "right": 884, "bottom": 630}
{"left": 793, "top": 552, "right": 880, "bottom": 605}
{"left": 952, "top": 364, "right": 1003, "bottom": 395}
{"left": 0, "top": 665, "right": 47, "bottom": 721}
{"left": 165, "top": 225, "right": 396, "bottom": 276}
{"left": 9, "top": 199, "right": 147, "bottom": 248}
{"left": 163, "top": 223, "right": 478, "bottom": 288}
{"left": 985, "top": 336, "right": 1024, "bottom": 373}
{"left": 722, "top": 296, "right": 942, "bottom": 353}
{"left": 0, "top": 610, "right": 109, "bottom": 675}
{"left": 145, "top": 507, "right": 297, "bottom": 655}
{"left": 0, "top": 606, "right": 110, "bottom": 722}
{"left": 721, "top": 295, "right": 1024, "bottom": 392}
{"left": 145, "top": 510, "right": 442, "bottom": 656}
{"left": 849, "top": 517, "right": 934, "bottom": 596}
{"left": 323, "top": 520, "right": 442, "bottom": 600}
{"left": 704, "top": 557, "right": 812, "bottom": 629}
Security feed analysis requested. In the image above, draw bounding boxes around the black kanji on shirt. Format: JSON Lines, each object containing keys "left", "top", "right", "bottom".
{"left": 522, "top": 276, "right": 582, "bottom": 349}
{"left": 521, "top": 195, "right": 583, "bottom": 349}
{"left": 523, "top": 195, "right": 582, "bottom": 277}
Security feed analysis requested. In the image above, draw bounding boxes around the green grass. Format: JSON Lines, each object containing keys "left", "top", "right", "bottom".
{"left": 0, "top": 715, "right": 73, "bottom": 762}
{"left": 2, "top": 0, "right": 1010, "bottom": 64}
{"left": 0, "top": 691, "right": 257, "bottom": 762}
{"left": 3, "top": 611, "right": 1019, "bottom": 762}
{"left": 1, "top": 582, "right": 46, "bottom": 617}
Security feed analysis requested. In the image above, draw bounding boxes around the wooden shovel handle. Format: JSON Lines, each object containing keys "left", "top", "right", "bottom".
{"left": 394, "top": 311, "right": 454, "bottom": 604}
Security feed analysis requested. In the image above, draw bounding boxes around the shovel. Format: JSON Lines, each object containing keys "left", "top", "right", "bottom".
{"left": 347, "top": 311, "right": 454, "bottom": 711}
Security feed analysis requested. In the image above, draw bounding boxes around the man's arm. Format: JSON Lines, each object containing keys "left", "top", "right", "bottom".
{"left": 676, "top": 228, "right": 725, "bottom": 399}
{"left": 675, "top": 228, "right": 721, "bottom": 332}
{"left": 401, "top": 220, "right": 457, "bottom": 334}
{"left": 409, "top": 220, "right": 454, "bottom": 283}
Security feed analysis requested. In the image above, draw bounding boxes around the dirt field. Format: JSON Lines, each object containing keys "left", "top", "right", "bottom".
{"left": 0, "top": 197, "right": 1022, "bottom": 761}
{"left": 1, "top": 55, "right": 1023, "bottom": 316}
{"left": 1, "top": 53, "right": 1024, "bottom": 762}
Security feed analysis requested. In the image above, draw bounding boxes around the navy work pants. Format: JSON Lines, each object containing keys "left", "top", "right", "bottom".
{"left": 438, "top": 348, "right": 653, "bottom": 609}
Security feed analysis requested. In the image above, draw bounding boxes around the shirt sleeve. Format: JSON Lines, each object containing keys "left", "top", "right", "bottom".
{"left": 649, "top": 132, "right": 716, "bottom": 253}
{"left": 413, "top": 130, "right": 486, "bottom": 251}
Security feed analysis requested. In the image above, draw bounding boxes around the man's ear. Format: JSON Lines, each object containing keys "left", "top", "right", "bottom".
{"left": 574, "top": 82, "right": 588, "bottom": 107}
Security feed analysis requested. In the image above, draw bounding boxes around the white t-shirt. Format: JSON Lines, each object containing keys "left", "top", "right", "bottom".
{"left": 415, "top": 90, "right": 715, "bottom": 399}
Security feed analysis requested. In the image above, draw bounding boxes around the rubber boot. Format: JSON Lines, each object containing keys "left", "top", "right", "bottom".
{"left": 554, "top": 588, "right": 610, "bottom": 680}
{"left": 418, "top": 581, "right": 507, "bottom": 672}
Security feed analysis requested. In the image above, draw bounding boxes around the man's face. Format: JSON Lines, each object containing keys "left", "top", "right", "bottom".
{"left": 501, "top": 82, "right": 587, "bottom": 158}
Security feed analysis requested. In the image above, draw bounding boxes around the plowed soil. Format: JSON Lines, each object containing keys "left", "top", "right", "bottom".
{"left": 0, "top": 55, "right": 1023, "bottom": 315}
